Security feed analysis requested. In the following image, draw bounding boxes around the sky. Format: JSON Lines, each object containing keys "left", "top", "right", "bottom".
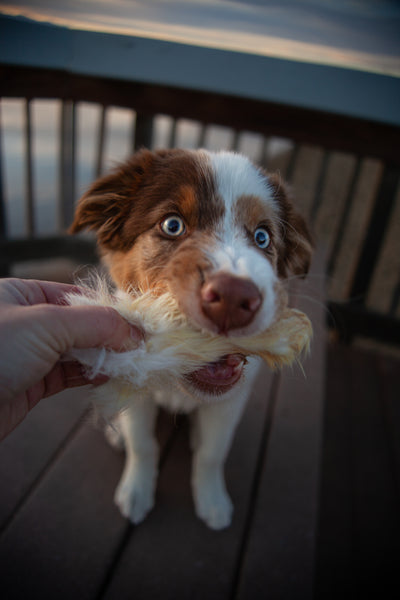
{"left": 1, "top": 0, "right": 399, "bottom": 75}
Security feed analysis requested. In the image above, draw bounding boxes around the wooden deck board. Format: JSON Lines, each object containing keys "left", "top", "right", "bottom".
{"left": 101, "top": 367, "right": 276, "bottom": 600}
{"left": 316, "top": 346, "right": 400, "bottom": 598}
{"left": 351, "top": 351, "right": 400, "bottom": 588}
{"left": 0, "top": 249, "right": 341, "bottom": 600}
{"left": 0, "top": 421, "right": 125, "bottom": 600}
{"left": 235, "top": 259, "right": 326, "bottom": 599}
{"left": 314, "top": 347, "right": 354, "bottom": 595}
{"left": 0, "top": 387, "right": 88, "bottom": 531}
{"left": 0, "top": 404, "right": 178, "bottom": 600}
{"left": 2, "top": 345, "right": 398, "bottom": 600}
{"left": 379, "top": 354, "right": 400, "bottom": 493}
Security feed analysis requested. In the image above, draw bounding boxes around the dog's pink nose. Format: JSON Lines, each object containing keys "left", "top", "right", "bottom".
{"left": 201, "top": 273, "right": 262, "bottom": 333}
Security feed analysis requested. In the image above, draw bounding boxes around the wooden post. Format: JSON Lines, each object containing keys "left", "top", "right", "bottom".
{"left": 59, "top": 100, "right": 76, "bottom": 231}
{"left": 25, "top": 98, "right": 35, "bottom": 236}
{"left": 133, "top": 112, "right": 153, "bottom": 151}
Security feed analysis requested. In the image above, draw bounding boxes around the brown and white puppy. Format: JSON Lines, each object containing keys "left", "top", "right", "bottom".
{"left": 70, "top": 148, "right": 312, "bottom": 529}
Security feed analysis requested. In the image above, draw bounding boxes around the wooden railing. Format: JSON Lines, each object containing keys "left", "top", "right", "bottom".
{"left": 1, "top": 60, "right": 399, "bottom": 347}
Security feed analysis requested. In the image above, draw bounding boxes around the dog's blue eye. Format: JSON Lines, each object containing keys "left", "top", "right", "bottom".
{"left": 254, "top": 227, "right": 270, "bottom": 249}
{"left": 160, "top": 215, "right": 186, "bottom": 237}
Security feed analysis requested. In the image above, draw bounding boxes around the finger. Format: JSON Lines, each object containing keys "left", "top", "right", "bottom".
{"left": 41, "top": 361, "right": 109, "bottom": 400}
{"left": 4, "top": 278, "right": 82, "bottom": 306}
{"left": 29, "top": 303, "right": 143, "bottom": 354}
{"left": 26, "top": 361, "right": 109, "bottom": 408}
{"left": 44, "top": 361, "right": 88, "bottom": 397}
{"left": 57, "top": 361, "right": 110, "bottom": 388}
{"left": 25, "top": 363, "right": 75, "bottom": 407}
{"left": 27, "top": 280, "right": 82, "bottom": 305}
{"left": 59, "top": 360, "right": 110, "bottom": 387}
{"left": 57, "top": 304, "right": 143, "bottom": 351}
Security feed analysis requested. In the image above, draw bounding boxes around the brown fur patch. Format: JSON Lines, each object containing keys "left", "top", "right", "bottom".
{"left": 234, "top": 195, "right": 277, "bottom": 231}
{"left": 69, "top": 150, "right": 155, "bottom": 250}
{"left": 267, "top": 173, "right": 314, "bottom": 277}
{"left": 233, "top": 194, "right": 285, "bottom": 272}
{"left": 106, "top": 229, "right": 215, "bottom": 309}
{"left": 70, "top": 149, "right": 227, "bottom": 294}
{"left": 70, "top": 149, "right": 224, "bottom": 256}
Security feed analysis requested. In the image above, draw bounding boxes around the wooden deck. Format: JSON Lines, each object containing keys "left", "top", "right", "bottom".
{"left": 316, "top": 344, "right": 400, "bottom": 599}
{"left": 0, "top": 259, "right": 399, "bottom": 599}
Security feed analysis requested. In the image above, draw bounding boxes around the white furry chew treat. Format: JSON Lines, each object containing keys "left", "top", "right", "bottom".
{"left": 65, "top": 281, "right": 312, "bottom": 389}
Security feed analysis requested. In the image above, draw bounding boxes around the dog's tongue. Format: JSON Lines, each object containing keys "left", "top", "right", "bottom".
{"left": 187, "top": 354, "right": 245, "bottom": 394}
{"left": 201, "top": 354, "right": 242, "bottom": 379}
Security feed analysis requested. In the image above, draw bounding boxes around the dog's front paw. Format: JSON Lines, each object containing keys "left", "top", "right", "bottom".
{"left": 104, "top": 421, "right": 125, "bottom": 451}
{"left": 114, "top": 462, "right": 156, "bottom": 524}
{"left": 193, "top": 477, "right": 233, "bottom": 530}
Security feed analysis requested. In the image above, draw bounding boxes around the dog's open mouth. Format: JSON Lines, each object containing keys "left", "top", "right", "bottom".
{"left": 185, "top": 353, "right": 246, "bottom": 395}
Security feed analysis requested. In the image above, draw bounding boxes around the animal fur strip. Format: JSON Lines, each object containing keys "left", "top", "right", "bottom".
{"left": 65, "top": 279, "right": 312, "bottom": 390}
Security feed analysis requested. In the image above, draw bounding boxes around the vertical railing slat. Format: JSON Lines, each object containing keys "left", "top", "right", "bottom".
{"left": 0, "top": 104, "right": 8, "bottom": 276}
{"left": 59, "top": 100, "right": 76, "bottom": 230}
{"left": 95, "top": 105, "right": 106, "bottom": 178}
{"left": 25, "top": 98, "right": 35, "bottom": 236}
{"left": 309, "top": 150, "right": 331, "bottom": 224}
{"left": 327, "top": 156, "right": 362, "bottom": 277}
{"left": 284, "top": 143, "right": 300, "bottom": 183}
{"left": 259, "top": 137, "right": 270, "bottom": 168}
{"left": 390, "top": 278, "right": 400, "bottom": 316}
{"left": 197, "top": 124, "right": 207, "bottom": 148}
{"left": 167, "top": 118, "right": 178, "bottom": 149}
{"left": 230, "top": 130, "right": 241, "bottom": 152}
{"left": 349, "top": 163, "right": 400, "bottom": 304}
{"left": 0, "top": 102, "right": 6, "bottom": 239}
{"left": 133, "top": 113, "right": 154, "bottom": 151}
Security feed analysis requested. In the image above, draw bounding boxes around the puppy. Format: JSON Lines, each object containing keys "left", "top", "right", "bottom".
{"left": 70, "top": 149, "right": 313, "bottom": 529}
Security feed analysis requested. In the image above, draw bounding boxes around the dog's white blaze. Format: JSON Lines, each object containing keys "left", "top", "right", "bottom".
{"left": 209, "top": 237, "right": 277, "bottom": 334}
{"left": 208, "top": 151, "right": 273, "bottom": 207}
{"left": 206, "top": 151, "right": 279, "bottom": 334}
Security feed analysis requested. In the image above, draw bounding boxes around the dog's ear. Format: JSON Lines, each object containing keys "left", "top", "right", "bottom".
{"left": 268, "top": 173, "right": 314, "bottom": 278}
{"left": 69, "top": 149, "right": 155, "bottom": 250}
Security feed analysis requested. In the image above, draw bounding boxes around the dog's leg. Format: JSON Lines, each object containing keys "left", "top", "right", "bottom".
{"left": 191, "top": 392, "right": 248, "bottom": 530}
{"left": 104, "top": 416, "right": 125, "bottom": 451}
{"left": 114, "top": 396, "right": 158, "bottom": 525}
{"left": 189, "top": 411, "right": 200, "bottom": 452}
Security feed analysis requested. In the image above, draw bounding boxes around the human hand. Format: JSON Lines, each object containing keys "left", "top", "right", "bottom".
{"left": 0, "top": 278, "right": 142, "bottom": 440}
